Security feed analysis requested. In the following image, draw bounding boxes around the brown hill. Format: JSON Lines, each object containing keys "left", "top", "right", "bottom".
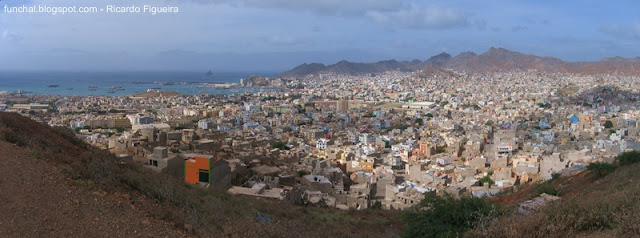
{"left": 0, "top": 113, "right": 184, "bottom": 237}
{"left": 570, "top": 56, "right": 640, "bottom": 75}
{"left": 278, "top": 47, "right": 640, "bottom": 77}
{"left": 0, "top": 112, "right": 403, "bottom": 237}
{"left": 444, "top": 47, "right": 569, "bottom": 72}
{"left": 278, "top": 59, "right": 424, "bottom": 77}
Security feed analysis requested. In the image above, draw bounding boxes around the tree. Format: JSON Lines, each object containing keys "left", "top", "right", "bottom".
{"left": 535, "top": 182, "right": 559, "bottom": 196}
{"left": 271, "top": 141, "right": 289, "bottom": 150}
{"left": 304, "top": 102, "right": 316, "bottom": 108}
{"left": 478, "top": 176, "right": 494, "bottom": 187}
{"left": 537, "top": 102, "right": 551, "bottom": 108}
{"left": 587, "top": 162, "right": 617, "bottom": 177}
{"left": 604, "top": 120, "right": 614, "bottom": 129}
{"left": 296, "top": 170, "right": 309, "bottom": 177}
{"left": 616, "top": 150, "right": 640, "bottom": 166}
{"left": 371, "top": 201, "right": 382, "bottom": 210}
{"left": 403, "top": 192, "right": 502, "bottom": 238}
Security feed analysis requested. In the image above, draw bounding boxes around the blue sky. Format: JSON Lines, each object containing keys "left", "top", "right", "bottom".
{"left": 1, "top": 0, "right": 639, "bottom": 71}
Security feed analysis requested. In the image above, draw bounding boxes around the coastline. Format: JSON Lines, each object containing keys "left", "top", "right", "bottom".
{"left": 0, "top": 71, "right": 281, "bottom": 97}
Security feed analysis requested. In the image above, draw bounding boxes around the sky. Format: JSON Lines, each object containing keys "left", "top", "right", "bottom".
{"left": 1, "top": 0, "right": 639, "bottom": 71}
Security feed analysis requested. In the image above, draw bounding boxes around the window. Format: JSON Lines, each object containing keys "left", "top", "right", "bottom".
{"left": 150, "top": 160, "right": 158, "bottom": 167}
{"left": 199, "top": 169, "right": 210, "bottom": 183}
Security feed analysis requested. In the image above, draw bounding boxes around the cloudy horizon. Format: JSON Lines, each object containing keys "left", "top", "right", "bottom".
{"left": 1, "top": 0, "right": 639, "bottom": 71}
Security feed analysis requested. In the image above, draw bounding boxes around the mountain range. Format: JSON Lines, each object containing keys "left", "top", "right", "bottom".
{"left": 278, "top": 47, "right": 640, "bottom": 77}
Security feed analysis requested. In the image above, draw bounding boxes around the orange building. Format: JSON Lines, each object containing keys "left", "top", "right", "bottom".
{"left": 184, "top": 154, "right": 231, "bottom": 188}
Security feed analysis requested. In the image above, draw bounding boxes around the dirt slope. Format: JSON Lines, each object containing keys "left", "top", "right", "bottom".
{"left": 0, "top": 141, "right": 184, "bottom": 237}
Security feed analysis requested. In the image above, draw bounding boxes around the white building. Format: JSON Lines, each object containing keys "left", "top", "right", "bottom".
{"left": 316, "top": 138, "right": 329, "bottom": 150}
{"left": 359, "top": 133, "right": 375, "bottom": 145}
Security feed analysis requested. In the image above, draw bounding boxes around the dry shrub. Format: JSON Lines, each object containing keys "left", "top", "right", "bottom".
{"left": 468, "top": 162, "right": 640, "bottom": 238}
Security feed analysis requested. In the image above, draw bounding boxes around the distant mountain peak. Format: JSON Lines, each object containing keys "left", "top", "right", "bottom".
{"left": 456, "top": 51, "right": 478, "bottom": 57}
{"left": 483, "top": 47, "right": 520, "bottom": 56}
{"left": 276, "top": 48, "right": 640, "bottom": 78}
{"left": 429, "top": 52, "right": 452, "bottom": 60}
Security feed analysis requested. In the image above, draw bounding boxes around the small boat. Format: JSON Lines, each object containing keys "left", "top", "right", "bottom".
{"left": 203, "top": 70, "right": 214, "bottom": 80}
{"left": 106, "top": 90, "right": 115, "bottom": 94}
{"left": 67, "top": 88, "right": 73, "bottom": 90}
{"left": 48, "top": 84, "right": 59, "bottom": 88}
{"left": 88, "top": 86, "right": 97, "bottom": 91}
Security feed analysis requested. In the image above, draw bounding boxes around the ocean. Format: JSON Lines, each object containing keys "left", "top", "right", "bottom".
{"left": 0, "top": 71, "right": 280, "bottom": 96}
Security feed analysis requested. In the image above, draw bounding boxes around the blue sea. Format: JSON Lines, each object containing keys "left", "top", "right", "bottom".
{"left": 0, "top": 71, "right": 280, "bottom": 96}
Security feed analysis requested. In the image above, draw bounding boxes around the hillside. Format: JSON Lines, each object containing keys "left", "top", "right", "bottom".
{"left": 467, "top": 154, "right": 640, "bottom": 238}
{"left": 444, "top": 47, "right": 568, "bottom": 73}
{"left": 0, "top": 140, "right": 183, "bottom": 237}
{"left": 277, "top": 47, "right": 640, "bottom": 77}
{"left": 0, "top": 112, "right": 403, "bottom": 237}
{"left": 278, "top": 59, "right": 423, "bottom": 78}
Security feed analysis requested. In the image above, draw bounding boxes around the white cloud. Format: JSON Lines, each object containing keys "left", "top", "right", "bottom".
{"left": 474, "top": 19, "right": 487, "bottom": 31}
{"left": 264, "top": 35, "right": 306, "bottom": 46}
{"left": 600, "top": 22, "right": 640, "bottom": 39}
{"left": 203, "top": 0, "right": 468, "bottom": 30}
{"left": 2, "top": 30, "right": 22, "bottom": 42}
{"left": 206, "top": 0, "right": 403, "bottom": 15}
{"left": 365, "top": 4, "right": 469, "bottom": 29}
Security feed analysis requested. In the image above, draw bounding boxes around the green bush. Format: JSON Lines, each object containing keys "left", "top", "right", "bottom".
{"left": 271, "top": 141, "right": 289, "bottom": 150}
{"left": 478, "top": 176, "right": 494, "bottom": 187}
{"left": 587, "top": 162, "right": 617, "bottom": 177}
{"left": 616, "top": 151, "right": 640, "bottom": 166}
{"left": 604, "top": 120, "right": 614, "bottom": 129}
{"left": 403, "top": 192, "right": 502, "bottom": 238}
{"left": 536, "top": 182, "right": 559, "bottom": 196}
{"left": 297, "top": 170, "right": 309, "bottom": 177}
